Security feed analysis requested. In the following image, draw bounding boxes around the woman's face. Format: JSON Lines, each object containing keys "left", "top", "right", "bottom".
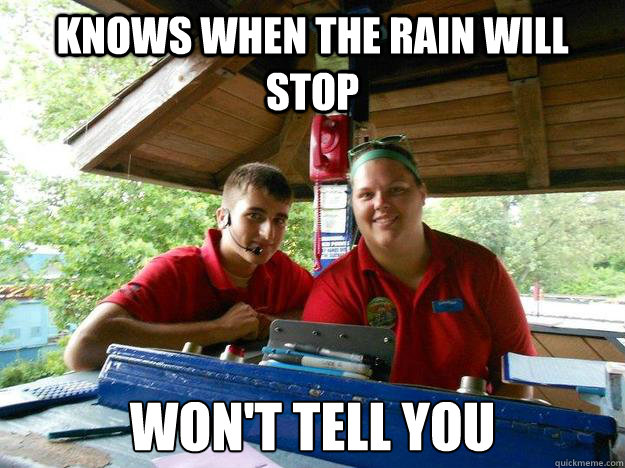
{"left": 351, "top": 157, "right": 426, "bottom": 251}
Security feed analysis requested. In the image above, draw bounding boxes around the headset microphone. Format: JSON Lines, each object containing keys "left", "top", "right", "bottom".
{"left": 224, "top": 210, "right": 264, "bottom": 256}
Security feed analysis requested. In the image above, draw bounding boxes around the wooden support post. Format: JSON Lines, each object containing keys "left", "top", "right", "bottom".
{"left": 496, "top": 0, "right": 550, "bottom": 189}
{"left": 511, "top": 78, "right": 550, "bottom": 188}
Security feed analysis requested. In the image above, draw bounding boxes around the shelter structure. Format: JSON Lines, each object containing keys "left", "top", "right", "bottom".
{"left": 68, "top": 0, "right": 625, "bottom": 198}
{"left": 66, "top": 0, "right": 625, "bottom": 412}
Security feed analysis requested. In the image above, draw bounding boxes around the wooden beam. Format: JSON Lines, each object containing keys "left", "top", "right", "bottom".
{"left": 95, "top": 153, "right": 219, "bottom": 193}
{"left": 271, "top": 109, "right": 314, "bottom": 175}
{"left": 425, "top": 166, "right": 625, "bottom": 197}
{"left": 494, "top": 1, "right": 550, "bottom": 188}
{"left": 71, "top": 0, "right": 288, "bottom": 173}
{"left": 511, "top": 78, "right": 550, "bottom": 188}
{"left": 212, "top": 108, "right": 313, "bottom": 188}
{"left": 73, "top": 0, "right": 137, "bottom": 14}
{"left": 495, "top": 0, "right": 538, "bottom": 80}
{"left": 71, "top": 50, "right": 253, "bottom": 171}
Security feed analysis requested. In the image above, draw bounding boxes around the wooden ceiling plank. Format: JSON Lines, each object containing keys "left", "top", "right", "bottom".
{"left": 389, "top": 0, "right": 495, "bottom": 16}
{"left": 409, "top": 129, "right": 519, "bottom": 153}
{"left": 541, "top": 53, "right": 625, "bottom": 87}
{"left": 185, "top": 104, "right": 276, "bottom": 144}
{"left": 544, "top": 98, "right": 625, "bottom": 125}
{"left": 416, "top": 145, "right": 519, "bottom": 166}
{"left": 199, "top": 88, "right": 283, "bottom": 132}
{"left": 420, "top": 159, "right": 526, "bottom": 178}
{"left": 218, "top": 73, "right": 272, "bottom": 109}
{"left": 542, "top": 77, "right": 625, "bottom": 107}
{"left": 378, "top": 111, "right": 518, "bottom": 139}
{"left": 93, "top": 154, "right": 219, "bottom": 192}
{"left": 370, "top": 73, "right": 510, "bottom": 111}
{"left": 425, "top": 167, "right": 625, "bottom": 197}
{"left": 548, "top": 135, "right": 625, "bottom": 157}
{"left": 549, "top": 167, "right": 625, "bottom": 191}
{"left": 371, "top": 92, "right": 513, "bottom": 128}
{"left": 130, "top": 143, "right": 220, "bottom": 171}
{"left": 547, "top": 117, "right": 625, "bottom": 142}
{"left": 146, "top": 132, "right": 238, "bottom": 161}
{"left": 167, "top": 119, "right": 258, "bottom": 154}
{"left": 90, "top": 168, "right": 219, "bottom": 194}
{"left": 214, "top": 137, "right": 282, "bottom": 187}
{"left": 549, "top": 151, "right": 625, "bottom": 171}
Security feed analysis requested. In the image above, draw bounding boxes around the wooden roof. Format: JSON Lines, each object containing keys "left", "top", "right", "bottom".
{"left": 68, "top": 0, "right": 625, "bottom": 198}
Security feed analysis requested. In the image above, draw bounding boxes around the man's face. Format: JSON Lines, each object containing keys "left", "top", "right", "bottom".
{"left": 218, "top": 186, "right": 291, "bottom": 265}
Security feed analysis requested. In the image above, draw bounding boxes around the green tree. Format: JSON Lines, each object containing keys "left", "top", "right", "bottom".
{"left": 424, "top": 192, "right": 625, "bottom": 296}
{"left": 1, "top": 0, "right": 150, "bottom": 141}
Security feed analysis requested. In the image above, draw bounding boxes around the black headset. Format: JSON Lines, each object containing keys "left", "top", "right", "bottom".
{"left": 223, "top": 209, "right": 263, "bottom": 256}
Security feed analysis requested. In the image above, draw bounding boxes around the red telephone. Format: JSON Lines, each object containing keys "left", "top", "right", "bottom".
{"left": 309, "top": 114, "right": 350, "bottom": 183}
{"left": 309, "top": 114, "right": 350, "bottom": 272}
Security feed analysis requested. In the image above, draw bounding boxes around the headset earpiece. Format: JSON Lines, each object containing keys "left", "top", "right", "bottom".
{"left": 223, "top": 208, "right": 262, "bottom": 256}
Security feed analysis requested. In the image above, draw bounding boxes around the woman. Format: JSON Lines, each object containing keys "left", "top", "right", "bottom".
{"left": 302, "top": 136, "right": 536, "bottom": 397}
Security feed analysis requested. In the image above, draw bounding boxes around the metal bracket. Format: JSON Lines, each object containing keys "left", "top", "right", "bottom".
{"left": 268, "top": 320, "right": 395, "bottom": 380}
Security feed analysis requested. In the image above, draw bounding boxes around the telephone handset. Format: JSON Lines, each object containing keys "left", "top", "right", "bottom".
{"left": 309, "top": 114, "right": 350, "bottom": 183}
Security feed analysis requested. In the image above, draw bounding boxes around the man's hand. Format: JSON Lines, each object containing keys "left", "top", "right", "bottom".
{"left": 256, "top": 309, "right": 302, "bottom": 340}
{"left": 216, "top": 302, "right": 260, "bottom": 341}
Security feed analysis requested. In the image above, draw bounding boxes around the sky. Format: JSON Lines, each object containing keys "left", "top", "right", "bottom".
{"left": 0, "top": 5, "right": 78, "bottom": 179}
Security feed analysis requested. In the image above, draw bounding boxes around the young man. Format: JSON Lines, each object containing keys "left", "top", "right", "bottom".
{"left": 65, "top": 163, "right": 313, "bottom": 371}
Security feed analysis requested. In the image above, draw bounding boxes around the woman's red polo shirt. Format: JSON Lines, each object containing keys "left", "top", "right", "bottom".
{"left": 302, "top": 224, "right": 536, "bottom": 390}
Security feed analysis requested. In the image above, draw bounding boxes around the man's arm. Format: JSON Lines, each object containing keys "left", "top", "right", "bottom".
{"left": 64, "top": 302, "right": 259, "bottom": 371}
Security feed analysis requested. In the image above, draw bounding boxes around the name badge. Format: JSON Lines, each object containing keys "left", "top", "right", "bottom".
{"left": 366, "top": 297, "right": 397, "bottom": 328}
{"left": 432, "top": 298, "right": 464, "bottom": 313}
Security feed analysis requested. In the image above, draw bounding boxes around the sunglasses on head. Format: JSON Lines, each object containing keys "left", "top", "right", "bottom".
{"left": 348, "top": 134, "right": 407, "bottom": 162}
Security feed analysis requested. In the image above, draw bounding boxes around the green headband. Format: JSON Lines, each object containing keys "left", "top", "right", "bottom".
{"left": 349, "top": 149, "right": 420, "bottom": 180}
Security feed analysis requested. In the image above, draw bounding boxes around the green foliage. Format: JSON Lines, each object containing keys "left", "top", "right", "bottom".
{"left": 7, "top": 171, "right": 314, "bottom": 329}
{"left": 424, "top": 192, "right": 625, "bottom": 296}
{"left": 0, "top": 348, "right": 66, "bottom": 388}
{"left": 0, "top": 0, "right": 150, "bottom": 141}
{"left": 558, "top": 267, "right": 625, "bottom": 297}
{"left": 12, "top": 173, "right": 224, "bottom": 328}
{"left": 282, "top": 202, "right": 314, "bottom": 271}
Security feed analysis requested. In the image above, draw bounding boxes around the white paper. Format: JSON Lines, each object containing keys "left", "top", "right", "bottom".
{"left": 321, "top": 209, "right": 347, "bottom": 233}
{"left": 314, "top": 185, "right": 348, "bottom": 209}
{"left": 504, "top": 352, "right": 607, "bottom": 388}
{"left": 152, "top": 442, "right": 284, "bottom": 468}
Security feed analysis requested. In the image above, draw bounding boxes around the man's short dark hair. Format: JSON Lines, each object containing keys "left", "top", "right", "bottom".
{"left": 222, "top": 162, "right": 292, "bottom": 208}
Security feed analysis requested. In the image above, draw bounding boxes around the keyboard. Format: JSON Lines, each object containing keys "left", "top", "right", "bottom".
{"left": 0, "top": 380, "right": 98, "bottom": 417}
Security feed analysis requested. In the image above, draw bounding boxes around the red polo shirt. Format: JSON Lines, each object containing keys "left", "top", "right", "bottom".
{"left": 302, "top": 224, "right": 536, "bottom": 390}
{"left": 104, "top": 229, "right": 313, "bottom": 323}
